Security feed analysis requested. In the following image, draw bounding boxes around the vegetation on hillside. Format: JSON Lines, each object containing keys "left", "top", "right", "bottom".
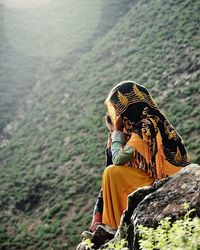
{"left": 0, "top": 0, "right": 199, "bottom": 249}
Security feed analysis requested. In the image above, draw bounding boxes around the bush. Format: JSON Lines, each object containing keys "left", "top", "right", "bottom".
{"left": 138, "top": 205, "right": 200, "bottom": 250}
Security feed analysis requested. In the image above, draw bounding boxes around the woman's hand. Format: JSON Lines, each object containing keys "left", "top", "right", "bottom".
{"left": 114, "top": 115, "right": 123, "bottom": 131}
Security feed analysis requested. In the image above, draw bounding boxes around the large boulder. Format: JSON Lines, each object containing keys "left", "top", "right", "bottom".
{"left": 116, "top": 163, "right": 200, "bottom": 249}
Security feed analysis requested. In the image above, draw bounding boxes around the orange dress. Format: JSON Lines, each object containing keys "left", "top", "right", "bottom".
{"left": 102, "top": 164, "right": 154, "bottom": 229}
{"left": 102, "top": 131, "right": 183, "bottom": 229}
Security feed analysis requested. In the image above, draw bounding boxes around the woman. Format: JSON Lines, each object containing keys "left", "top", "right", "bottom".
{"left": 89, "top": 80, "right": 190, "bottom": 233}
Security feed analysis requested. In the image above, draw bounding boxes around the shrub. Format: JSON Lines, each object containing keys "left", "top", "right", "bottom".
{"left": 138, "top": 206, "right": 200, "bottom": 250}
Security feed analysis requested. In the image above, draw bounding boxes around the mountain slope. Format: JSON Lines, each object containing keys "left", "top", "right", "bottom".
{"left": 0, "top": 0, "right": 199, "bottom": 249}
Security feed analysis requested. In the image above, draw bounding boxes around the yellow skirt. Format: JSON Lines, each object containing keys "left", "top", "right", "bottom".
{"left": 102, "top": 165, "right": 154, "bottom": 229}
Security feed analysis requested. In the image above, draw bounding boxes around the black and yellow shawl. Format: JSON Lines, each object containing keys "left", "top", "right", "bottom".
{"left": 105, "top": 81, "right": 190, "bottom": 179}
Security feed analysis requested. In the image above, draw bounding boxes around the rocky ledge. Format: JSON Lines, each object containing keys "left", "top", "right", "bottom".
{"left": 77, "top": 164, "right": 200, "bottom": 249}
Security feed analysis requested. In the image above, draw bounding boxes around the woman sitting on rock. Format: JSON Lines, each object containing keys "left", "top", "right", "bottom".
{"left": 90, "top": 81, "right": 190, "bottom": 232}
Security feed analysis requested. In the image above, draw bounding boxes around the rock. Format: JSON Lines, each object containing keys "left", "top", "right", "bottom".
{"left": 77, "top": 225, "right": 116, "bottom": 250}
{"left": 119, "top": 163, "right": 200, "bottom": 249}
{"left": 77, "top": 164, "right": 200, "bottom": 249}
{"left": 133, "top": 164, "right": 200, "bottom": 224}
{"left": 92, "top": 225, "right": 116, "bottom": 249}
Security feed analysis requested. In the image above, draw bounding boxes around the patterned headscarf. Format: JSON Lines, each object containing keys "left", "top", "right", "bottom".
{"left": 105, "top": 81, "right": 190, "bottom": 179}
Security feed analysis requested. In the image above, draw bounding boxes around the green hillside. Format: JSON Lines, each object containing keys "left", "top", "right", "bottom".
{"left": 0, "top": 0, "right": 200, "bottom": 249}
